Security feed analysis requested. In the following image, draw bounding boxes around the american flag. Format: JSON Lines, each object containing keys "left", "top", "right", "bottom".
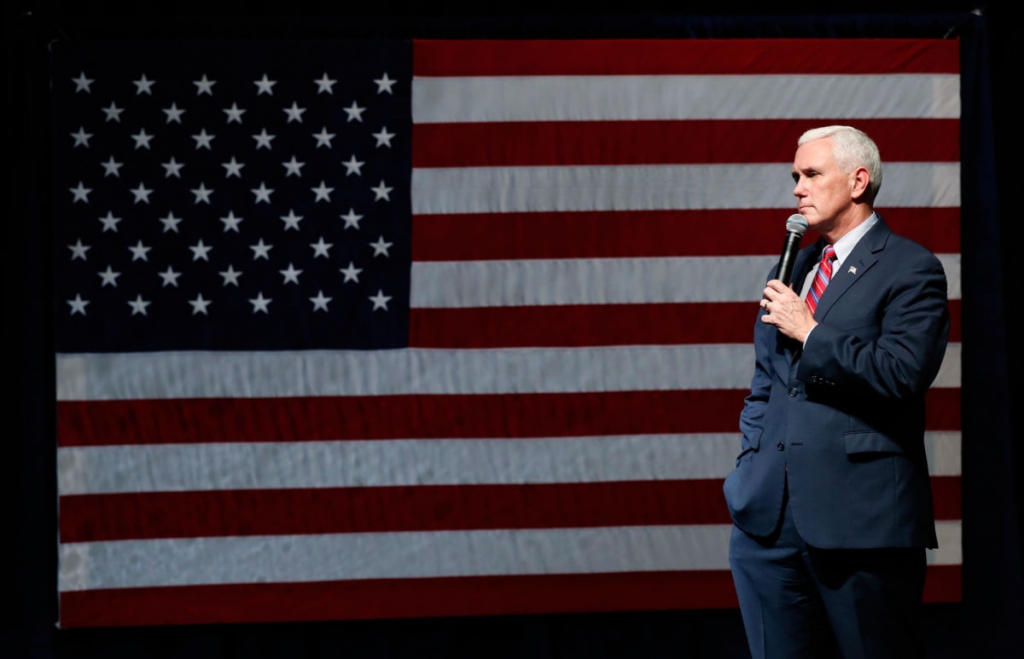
{"left": 53, "top": 38, "right": 962, "bottom": 628}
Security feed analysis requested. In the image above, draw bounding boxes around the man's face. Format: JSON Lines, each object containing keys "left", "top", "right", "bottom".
{"left": 791, "top": 137, "right": 857, "bottom": 235}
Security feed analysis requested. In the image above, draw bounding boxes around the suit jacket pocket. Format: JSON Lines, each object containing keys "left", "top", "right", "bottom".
{"left": 844, "top": 431, "right": 904, "bottom": 455}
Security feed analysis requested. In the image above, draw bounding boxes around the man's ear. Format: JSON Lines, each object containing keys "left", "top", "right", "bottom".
{"left": 850, "top": 166, "right": 871, "bottom": 201}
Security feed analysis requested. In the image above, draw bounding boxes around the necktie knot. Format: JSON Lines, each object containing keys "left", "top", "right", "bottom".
{"left": 806, "top": 245, "right": 836, "bottom": 314}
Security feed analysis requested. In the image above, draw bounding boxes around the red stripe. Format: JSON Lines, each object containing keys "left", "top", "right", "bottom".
{"left": 412, "top": 208, "right": 959, "bottom": 261}
{"left": 948, "top": 299, "right": 961, "bottom": 343}
{"left": 57, "top": 388, "right": 960, "bottom": 448}
{"left": 410, "top": 303, "right": 759, "bottom": 347}
{"left": 59, "top": 476, "right": 961, "bottom": 543}
{"left": 413, "top": 39, "right": 959, "bottom": 76}
{"left": 60, "top": 480, "right": 732, "bottom": 542}
{"left": 58, "top": 564, "right": 961, "bottom": 627}
{"left": 926, "top": 388, "right": 960, "bottom": 431}
{"left": 57, "top": 390, "right": 747, "bottom": 446}
{"left": 413, "top": 119, "right": 959, "bottom": 168}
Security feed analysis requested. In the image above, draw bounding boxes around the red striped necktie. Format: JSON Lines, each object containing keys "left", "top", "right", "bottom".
{"left": 806, "top": 245, "right": 837, "bottom": 315}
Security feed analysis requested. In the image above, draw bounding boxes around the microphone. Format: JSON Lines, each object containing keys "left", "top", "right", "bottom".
{"left": 775, "top": 214, "right": 808, "bottom": 286}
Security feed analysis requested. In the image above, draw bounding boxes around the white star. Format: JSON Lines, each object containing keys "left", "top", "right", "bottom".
{"left": 313, "top": 73, "right": 336, "bottom": 94}
{"left": 309, "top": 290, "right": 332, "bottom": 312}
{"left": 192, "top": 128, "right": 216, "bottom": 150}
{"left": 848, "top": 266, "right": 858, "bottom": 275}
{"left": 128, "top": 295, "right": 151, "bottom": 316}
{"left": 101, "top": 102, "right": 124, "bottom": 122}
{"left": 162, "top": 103, "right": 186, "bottom": 123}
{"left": 159, "top": 212, "right": 183, "bottom": 233}
{"left": 67, "top": 294, "right": 90, "bottom": 315}
{"left": 191, "top": 183, "right": 214, "bottom": 204}
{"left": 69, "top": 182, "right": 92, "bottom": 203}
{"left": 251, "top": 182, "right": 274, "bottom": 204}
{"left": 343, "top": 100, "right": 366, "bottom": 123}
{"left": 128, "top": 240, "right": 152, "bottom": 262}
{"left": 340, "top": 208, "right": 363, "bottom": 229}
{"left": 250, "top": 239, "right": 273, "bottom": 260}
{"left": 253, "top": 74, "right": 276, "bottom": 95}
{"left": 161, "top": 157, "right": 185, "bottom": 178}
{"left": 189, "top": 239, "right": 212, "bottom": 262}
{"left": 222, "top": 102, "right": 246, "bottom": 124}
{"left": 340, "top": 261, "right": 362, "bottom": 283}
{"left": 252, "top": 128, "right": 275, "bottom": 149}
{"left": 98, "top": 211, "right": 121, "bottom": 232}
{"left": 312, "top": 127, "right": 335, "bottom": 148}
{"left": 282, "top": 156, "right": 305, "bottom": 177}
{"left": 371, "top": 179, "right": 393, "bottom": 201}
{"left": 249, "top": 292, "right": 272, "bottom": 314}
{"left": 219, "top": 265, "right": 243, "bottom": 286}
{"left": 372, "top": 126, "right": 395, "bottom": 148}
{"left": 310, "top": 236, "right": 333, "bottom": 258}
{"left": 71, "top": 126, "right": 93, "bottom": 147}
{"left": 279, "top": 263, "right": 302, "bottom": 284}
{"left": 68, "top": 239, "right": 90, "bottom": 260}
{"left": 189, "top": 293, "right": 212, "bottom": 315}
{"left": 131, "top": 128, "right": 154, "bottom": 149}
{"left": 221, "top": 156, "right": 245, "bottom": 178}
{"left": 220, "top": 210, "right": 244, "bottom": 232}
{"left": 374, "top": 72, "right": 397, "bottom": 94}
{"left": 342, "top": 154, "right": 364, "bottom": 176}
{"left": 280, "top": 209, "right": 303, "bottom": 231}
{"left": 100, "top": 156, "right": 123, "bottom": 177}
{"left": 72, "top": 71, "right": 94, "bottom": 93}
{"left": 97, "top": 265, "right": 121, "bottom": 287}
{"left": 133, "top": 74, "right": 155, "bottom": 95}
{"left": 370, "top": 235, "right": 393, "bottom": 257}
{"left": 283, "top": 102, "right": 306, "bottom": 123}
{"left": 158, "top": 266, "right": 181, "bottom": 287}
{"left": 194, "top": 74, "right": 217, "bottom": 95}
{"left": 130, "top": 182, "right": 153, "bottom": 204}
{"left": 311, "top": 180, "right": 334, "bottom": 202}
{"left": 369, "top": 289, "right": 392, "bottom": 311}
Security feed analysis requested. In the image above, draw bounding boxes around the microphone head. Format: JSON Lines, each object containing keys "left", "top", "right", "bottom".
{"left": 786, "top": 214, "right": 809, "bottom": 235}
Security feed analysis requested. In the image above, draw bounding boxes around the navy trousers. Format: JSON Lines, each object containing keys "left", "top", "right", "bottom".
{"left": 729, "top": 485, "right": 927, "bottom": 659}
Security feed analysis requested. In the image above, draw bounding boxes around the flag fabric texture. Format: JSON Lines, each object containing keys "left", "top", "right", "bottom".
{"left": 53, "top": 38, "right": 962, "bottom": 628}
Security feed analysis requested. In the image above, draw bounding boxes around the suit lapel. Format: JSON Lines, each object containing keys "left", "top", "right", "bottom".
{"left": 813, "top": 218, "right": 891, "bottom": 320}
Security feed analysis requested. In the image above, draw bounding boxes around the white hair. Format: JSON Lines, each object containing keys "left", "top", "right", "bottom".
{"left": 798, "top": 125, "right": 882, "bottom": 203}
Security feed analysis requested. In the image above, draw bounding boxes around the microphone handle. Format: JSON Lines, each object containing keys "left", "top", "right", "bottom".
{"left": 775, "top": 231, "right": 803, "bottom": 286}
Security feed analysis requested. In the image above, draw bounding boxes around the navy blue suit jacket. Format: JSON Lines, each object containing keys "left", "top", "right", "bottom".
{"left": 723, "top": 218, "right": 950, "bottom": 549}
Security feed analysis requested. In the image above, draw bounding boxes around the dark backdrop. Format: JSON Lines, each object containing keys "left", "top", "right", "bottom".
{"left": 5, "top": 2, "right": 1021, "bottom": 658}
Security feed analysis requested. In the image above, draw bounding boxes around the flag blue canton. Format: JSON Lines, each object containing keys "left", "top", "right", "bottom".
{"left": 52, "top": 41, "right": 412, "bottom": 352}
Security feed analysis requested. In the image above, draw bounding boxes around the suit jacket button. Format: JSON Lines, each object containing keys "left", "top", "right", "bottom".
{"left": 776, "top": 442, "right": 785, "bottom": 451}
{"left": 788, "top": 388, "right": 798, "bottom": 398}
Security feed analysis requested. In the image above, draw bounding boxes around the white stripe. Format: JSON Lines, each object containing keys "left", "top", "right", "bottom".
{"left": 930, "top": 520, "right": 962, "bottom": 566}
{"left": 55, "top": 343, "right": 963, "bottom": 401}
{"left": 412, "top": 74, "right": 961, "bottom": 123}
{"left": 58, "top": 521, "right": 962, "bottom": 591}
{"left": 410, "top": 255, "right": 962, "bottom": 307}
{"left": 410, "top": 163, "right": 960, "bottom": 215}
{"left": 925, "top": 431, "right": 962, "bottom": 477}
{"left": 57, "top": 431, "right": 961, "bottom": 496}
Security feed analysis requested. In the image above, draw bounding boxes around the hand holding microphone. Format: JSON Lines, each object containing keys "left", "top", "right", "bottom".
{"left": 760, "top": 214, "right": 817, "bottom": 343}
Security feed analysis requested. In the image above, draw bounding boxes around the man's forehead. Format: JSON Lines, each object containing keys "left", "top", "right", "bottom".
{"left": 793, "top": 138, "right": 835, "bottom": 170}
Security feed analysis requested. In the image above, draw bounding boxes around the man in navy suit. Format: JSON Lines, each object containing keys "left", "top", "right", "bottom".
{"left": 723, "top": 126, "right": 950, "bottom": 659}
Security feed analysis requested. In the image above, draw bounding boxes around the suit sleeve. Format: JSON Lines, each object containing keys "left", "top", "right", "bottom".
{"left": 797, "top": 249, "right": 950, "bottom": 400}
{"left": 737, "top": 282, "right": 775, "bottom": 459}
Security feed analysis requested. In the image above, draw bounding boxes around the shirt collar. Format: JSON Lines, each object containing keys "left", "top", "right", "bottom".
{"left": 830, "top": 212, "right": 878, "bottom": 266}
